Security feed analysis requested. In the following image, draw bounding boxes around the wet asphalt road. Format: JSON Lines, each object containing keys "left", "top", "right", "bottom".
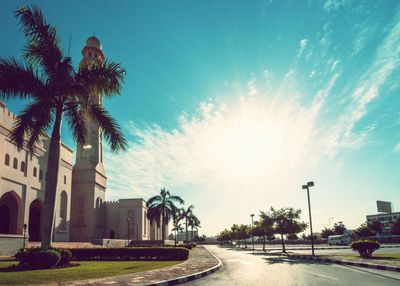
{"left": 183, "top": 245, "right": 400, "bottom": 286}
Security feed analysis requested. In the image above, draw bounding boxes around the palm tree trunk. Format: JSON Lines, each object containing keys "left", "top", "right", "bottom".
{"left": 185, "top": 218, "right": 188, "bottom": 244}
{"left": 41, "top": 106, "right": 63, "bottom": 248}
{"left": 280, "top": 233, "right": 286, "bottom": 253}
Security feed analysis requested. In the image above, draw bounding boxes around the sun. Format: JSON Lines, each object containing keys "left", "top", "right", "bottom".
{"left": 213, "top": 110, "right": 283, "bottom": 178}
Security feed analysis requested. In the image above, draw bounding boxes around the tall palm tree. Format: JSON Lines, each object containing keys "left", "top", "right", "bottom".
{"left": 0, "top": 6, "right": 127, "bottom": 247}
{"left": 188, "top": 214, "right": 200, "bottom": 244}
{"left": 146, "top": 188, "right": 184, "bottom": 242}
{"left": 181, "top": 205, "right": 194, "bottom": 244}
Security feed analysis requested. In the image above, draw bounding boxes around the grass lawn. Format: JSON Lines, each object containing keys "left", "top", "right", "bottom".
{"left": 0, "top": 260, "right": 182, "bottom": 285}
{"left": 332, "top": 253, "right": 400, "bottom": 266}
{"left": 341, "top": 253, "right": 400, "bottom": 260}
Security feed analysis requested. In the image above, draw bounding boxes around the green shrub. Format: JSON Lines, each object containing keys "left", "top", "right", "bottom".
{"left": 15, "top": 247, "right": 67, "bottom": 269}
{"left": 36, "top": 250, "right": 61, "bottom": 269}
{"left": 15, "top": 247, "right": 41, "bottom": 267}
{"left": 66, "top": 247, "right": 189, "bottom": 261}
{"left": 351, "top": 240, "right": 380, "bottom": 258}
{"left": 58, "top": 249, "right": 72, "bottom": 267}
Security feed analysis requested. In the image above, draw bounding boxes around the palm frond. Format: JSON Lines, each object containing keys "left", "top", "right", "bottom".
{"left": 10, "top": 100, "right": 53, "bottom": 151}
{"left": 169, "top": 195, "right": 185, "bottom": 205}
{"left": 146, "top": 195, "right": 162, "bottom": 208}
{"left": 15, "top": 6, "right": 63, "bottom": 75}
{"left": 64, "top": 100, "right": 87, "bottom": 146}
{"left": 77, "top": 60, "right": 125, "bottom": 96}
{"left": 88, "top": 104, "right": 127, "bottom": 151}
{"left": 0, "top": 57, "right": 45, "bottom": 100}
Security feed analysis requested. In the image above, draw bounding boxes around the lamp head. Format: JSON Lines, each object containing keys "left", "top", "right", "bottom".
{"left": 307, "top": 181, "right": 314, "bottom": 187}
{"left": 250, "top": 214, "right": 254, "bottom": 217}
{"left": 302, "top": 185, "right": 308, "bottom": 190}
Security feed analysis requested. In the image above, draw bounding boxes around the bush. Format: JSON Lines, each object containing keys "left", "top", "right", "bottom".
{"left": 36, "top": 250, "right": 61, "bottom": 269}
{"left": 66, "top": 247, "right": 189, "bottom": 261}
{"left": 351, "top": 240, "right": 380, "bottom": 258}
{"left": 15, "top": 248, "right": 61, "bottom": 269}
{"left": 58, "top": 249, "right": 72, "bottom": 267}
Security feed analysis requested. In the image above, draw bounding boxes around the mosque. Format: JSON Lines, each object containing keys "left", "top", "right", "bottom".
{"left": 0, "top": 37, "right": 164, "bottom": 255}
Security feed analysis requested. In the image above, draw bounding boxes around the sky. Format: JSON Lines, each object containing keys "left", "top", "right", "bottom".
{"left": 1, "top": 0, "right": 399, "bottom": 236}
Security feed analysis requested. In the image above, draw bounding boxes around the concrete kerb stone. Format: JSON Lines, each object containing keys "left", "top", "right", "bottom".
{"left": 285, "top": 253, "right": 400, "bottom": 273}
{"left": 146, "top": 248, "right": 222, "bottom": 286}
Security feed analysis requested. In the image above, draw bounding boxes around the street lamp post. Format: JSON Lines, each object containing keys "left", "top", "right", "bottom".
{"left": 329, "top": 217, "right": 334, "bottom": 228}
{"left": 250, "top": 214, "right": 255, "bottom": 253}
{"left": 23, "top": 223, "right": 27, "bottom": 249}
{"left": 127, "top": 218, "right": 130, "bottom": 247}
{"left": 302, "top": 181, "right": 315, "bottom": 256}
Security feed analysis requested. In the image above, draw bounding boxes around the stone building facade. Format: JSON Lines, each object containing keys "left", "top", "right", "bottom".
{"left": 0, "top": 37, "right": 164, "bottom": 255}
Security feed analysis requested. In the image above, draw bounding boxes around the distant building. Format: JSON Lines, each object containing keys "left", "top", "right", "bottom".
{"left": 176, "top": 230, "right": 199, "bottom": 242}
{"left": 366, "top": 212, "right": 400, "bottom": 233}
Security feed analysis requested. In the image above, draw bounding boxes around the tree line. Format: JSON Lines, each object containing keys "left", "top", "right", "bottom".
{"left": 217, "top": 207, "right": 307, "bottom": 252}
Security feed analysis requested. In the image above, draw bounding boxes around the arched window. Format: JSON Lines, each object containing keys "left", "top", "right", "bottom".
{"left": 39, "top": 170, "right": 43, "bottom": 180}
{"left": 4, "top": 154, "right": 10, "bottom": 166}
{"left": 59, "top": 191, "right": 67, "bottom": 231}
{"left": 13, "top": 158, "right": 18, "bottom": 169}
{"left": 33, "top": 167, "right": 37, "bottom": 177}
{"left": 64, "top": 176, "right": 66, "bottom": 184}
{"left": 20, "top": 161, "right": 25, "bottom": 172}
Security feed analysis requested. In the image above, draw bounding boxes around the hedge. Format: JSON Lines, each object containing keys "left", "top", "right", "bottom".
{"left": 64, "top": 247, "right": 189, "bottom": 261}
{"left": 351, "top": 240, "right": 380, "bottom": 258}
{"left": 15, "top": 248, "right": 71, "bottom": 269}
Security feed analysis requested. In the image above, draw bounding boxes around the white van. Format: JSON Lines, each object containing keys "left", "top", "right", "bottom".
{"left": 327, "top": 234, "right": 351, "bottom": 245}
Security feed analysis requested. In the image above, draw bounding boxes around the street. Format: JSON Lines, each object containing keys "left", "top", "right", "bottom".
{"left": 184, "top": 245, "right": 400, "bottom": 286}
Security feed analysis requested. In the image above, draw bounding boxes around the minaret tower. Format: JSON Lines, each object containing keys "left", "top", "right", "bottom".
{"left": 70, "top": 36, "right": 106, "bottom": 242}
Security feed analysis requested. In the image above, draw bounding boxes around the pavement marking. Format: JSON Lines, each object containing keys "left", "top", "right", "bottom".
{"left": 304, "top": 271, "right": 338, "bottom": 281}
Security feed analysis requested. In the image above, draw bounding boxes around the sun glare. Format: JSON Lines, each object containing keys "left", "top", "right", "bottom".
{"left": 213, "top": 109, "right": 284, "bottom": 178}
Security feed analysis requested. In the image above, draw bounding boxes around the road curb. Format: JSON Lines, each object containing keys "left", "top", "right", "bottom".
{"left": 286, "top": 253, "right": 400, "bottom": 273}
{"left": 146, "top": 248, "right": 222, "bottom": 286}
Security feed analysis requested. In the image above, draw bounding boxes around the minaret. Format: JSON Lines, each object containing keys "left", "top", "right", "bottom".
{"left": 70, "top": 36, "right": 106, "bottom": 242}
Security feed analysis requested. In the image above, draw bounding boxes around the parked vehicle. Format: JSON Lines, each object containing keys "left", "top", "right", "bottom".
{"left": 328, "top": 234, "right": 352, "bottom": 245}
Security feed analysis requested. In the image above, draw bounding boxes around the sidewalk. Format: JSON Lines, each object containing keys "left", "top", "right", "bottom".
{"left": 61, "top": 246, "right": 221, "bottom": 286}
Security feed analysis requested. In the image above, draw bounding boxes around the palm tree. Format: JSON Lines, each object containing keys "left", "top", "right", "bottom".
{"left": 188, "top": 214, "right": 200, "bottom": 244}
{"left": 171, "top": 223, "right": 184, "bottom": 246}
{"left": 0, "top": 6, "right": 126, "bottom": 247}
{"left": 171, "top": 206, "right": 183, "bottom": 246}
{"left": 146, "top": 188, "right": 184, "bottom": 242}
{"left": 181, "top": 205, "right": 194, "bottom": 244}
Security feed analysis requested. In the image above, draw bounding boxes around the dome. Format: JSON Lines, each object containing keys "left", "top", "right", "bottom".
{"left": 86, "top": 36, "right": 101, "bottom": 49}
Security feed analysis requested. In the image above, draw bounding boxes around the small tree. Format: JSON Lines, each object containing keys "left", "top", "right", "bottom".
{"left": 390, "top": 220, "right": 400, "bottom": 235}
{"left": 287, "top": 233, "right": 298, "bottom": 243}
{"left": 369, "top": 220, "right": 383, "bottom": 234}
{"left": 270, "top": 207, "right": 307, "bottom": 253}
{"left": 333, "top": 222, "right": 347, "bottom": 235}
{"left": 231, "top": 224, "right": 240, "bottom": 247}
{"left": 238, "top": 224, "right": 250, "bottom": 248}
{"left": 321, "top": 227, "right": 335, "bottom": 239}
{"left": 355, "top": 223, "right": 376, "bottom": 238}
{"left": 259, "top": 211, "right": 274, "bottom": 251}
{"left": 217, "top": 229, "right": 233, "bottom": 245}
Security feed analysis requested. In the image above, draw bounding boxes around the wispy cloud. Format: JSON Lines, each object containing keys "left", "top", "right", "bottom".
{"left": 395, "top": 143, "right": 400, "bottom": 153}
{"left": 298, "top": 38, "right": 308, "bottom": 57}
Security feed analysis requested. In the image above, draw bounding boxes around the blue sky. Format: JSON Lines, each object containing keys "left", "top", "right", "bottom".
{"left": 1, "top": 0, "right": 400, "bottom": 236}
